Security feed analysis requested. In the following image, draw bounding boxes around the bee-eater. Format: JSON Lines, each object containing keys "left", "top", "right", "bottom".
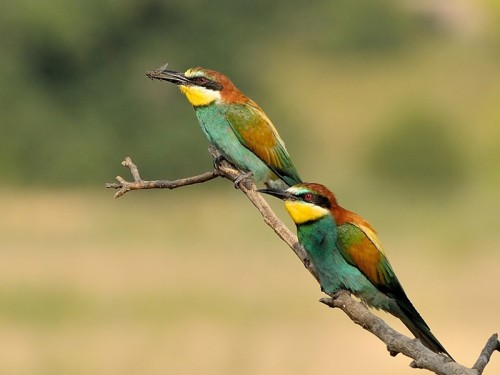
{"left": 259, "top": 183, "right": 453, "bottom": 359}
{"left": 146, "top": 65, "right": 302, "bottom": 187}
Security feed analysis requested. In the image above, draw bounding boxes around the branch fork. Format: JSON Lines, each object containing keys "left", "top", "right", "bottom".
{"left": 105, "top": 156, "right": 220, "bottom": 198}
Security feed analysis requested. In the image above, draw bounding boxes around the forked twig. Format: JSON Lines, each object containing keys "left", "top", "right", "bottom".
{"left": 105, "top": 157, "right": 219, "bottom": 198}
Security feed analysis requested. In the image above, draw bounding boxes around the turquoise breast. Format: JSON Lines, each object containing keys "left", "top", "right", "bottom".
{"left": 194, "top": 105, "right": 273, "bottom": 183}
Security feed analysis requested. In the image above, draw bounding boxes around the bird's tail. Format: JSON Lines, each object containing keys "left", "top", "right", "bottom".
{"left": 281, "top": 174, "right": 302, "bottom": 188}
{"left": 269, "top": 147, "right": 302, "bottom": 188}
{"left": 396, "top": 298, "right": 454, "bottom": 361}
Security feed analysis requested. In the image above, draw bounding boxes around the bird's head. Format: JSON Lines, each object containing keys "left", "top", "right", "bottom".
{"left": 146, "top": 64, "right": 243, "bottom": 107}
{"left": 259, "top": 183, "right": 338, "bottom": 225}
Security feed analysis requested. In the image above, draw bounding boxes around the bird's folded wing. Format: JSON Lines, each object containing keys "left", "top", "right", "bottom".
{"left": 225, "top": 102, "right": 301, "bottom": 185}
{"left": 337, "top": 221, "right": 398, "bottom": 293}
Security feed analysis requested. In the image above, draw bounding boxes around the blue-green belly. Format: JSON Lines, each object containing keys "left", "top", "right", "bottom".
{"left": 298, "top": 216, "right": 396, "bottom": 311}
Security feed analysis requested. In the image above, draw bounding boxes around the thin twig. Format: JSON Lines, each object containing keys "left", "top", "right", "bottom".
{"left": 105, "top": 157, "right": 219, "bottom": 198}
{"left": 213, "top": 157, "right": 320, "bottom": 283}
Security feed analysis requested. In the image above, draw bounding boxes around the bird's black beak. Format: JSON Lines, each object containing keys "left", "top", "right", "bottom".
{"left": 146, "top": 63, "right": 191, "bottom": 85}
{"left": 257, "top": 188, "right": 295, "bottom": 201}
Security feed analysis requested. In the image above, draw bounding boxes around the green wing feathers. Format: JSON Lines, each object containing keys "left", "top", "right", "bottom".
{"left": 337, "top": 221, "right": 452, "bottom": 358}
{"left": 336, "top": 222, "right": 397, "bottom": 291}
{"left": 225, "top": 102, "right": 302, "bottom": 186}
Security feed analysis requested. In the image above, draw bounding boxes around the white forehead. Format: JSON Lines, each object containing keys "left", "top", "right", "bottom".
{"left": 287, "top": 185, "right": 308, "bottom": 195}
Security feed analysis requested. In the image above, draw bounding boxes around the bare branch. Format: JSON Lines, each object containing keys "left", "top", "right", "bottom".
{"left": 122, "top": 156, "right": 142, "bottom": 181}
{"left": 320, "top": 293, "right": 476, "bottom": 375}
{"left": 213, "top": 157, "right": 321, "bottom": 284}
{"left": 105, "top": 157, "right": 219, "bottom": 198}
{"left": 472, "top": 333, "right": 500, "bottom": 374}
{"left": 106, "top": 150, "right": 498, "bottom": 374}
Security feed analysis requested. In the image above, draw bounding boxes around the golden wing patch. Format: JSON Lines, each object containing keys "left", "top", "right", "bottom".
{"left": 345, "top": 235, "right": 385, "bottom": 285}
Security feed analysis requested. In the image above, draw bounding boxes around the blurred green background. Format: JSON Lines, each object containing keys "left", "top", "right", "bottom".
{"left": 1, "top": 0, "right": 500, "bottom": 374}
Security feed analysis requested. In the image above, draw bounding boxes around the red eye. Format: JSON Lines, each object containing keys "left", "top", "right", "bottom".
{"left": 194, "top": 76, "right": 208, "bottom": 85}
{"left": 304, "top": 193, "right": 313, "bottom": 202}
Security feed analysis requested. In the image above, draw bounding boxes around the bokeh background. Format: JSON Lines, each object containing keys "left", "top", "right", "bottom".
{"left": 1, "top": 1, "right": 500, "bottom": 374}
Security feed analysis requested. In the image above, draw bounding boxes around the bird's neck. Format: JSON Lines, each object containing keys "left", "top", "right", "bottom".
{"left": 297, "top": 215, "right": 342, "bottom": 293}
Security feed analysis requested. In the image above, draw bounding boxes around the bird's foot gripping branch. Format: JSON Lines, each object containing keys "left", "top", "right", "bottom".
{"left": 106, "top": 149, "right": 499, "bottom": 375}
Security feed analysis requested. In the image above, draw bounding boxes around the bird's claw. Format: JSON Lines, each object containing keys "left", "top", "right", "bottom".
{"left": 233, "top": 171, "right": 254, "bottom": 189}
{"left": 328, "top": 290, "right": 348, "bottom": 300}
{"left": 320, "top": 287, "right": 343, "bottom": 299}
{"left": 212, "top": 154, "right": 228, "bottom": 172}
{"left": 388, "top": 348, "right": 400, "bottom": 357}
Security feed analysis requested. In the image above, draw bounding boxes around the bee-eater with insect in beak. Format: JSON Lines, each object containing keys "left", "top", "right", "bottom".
{"left": 259, "top": 183, "right": 453, "bottom": 359}
{"left": 146, "top": 64, "right": 302, "bottom": 187}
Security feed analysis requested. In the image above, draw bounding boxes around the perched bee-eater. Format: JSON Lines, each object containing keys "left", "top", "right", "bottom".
{"left": 259, "top": 183, "right": 453, "bottom": 359}
{"left": 146, "top": 65, "right": 302, "bottom": 187}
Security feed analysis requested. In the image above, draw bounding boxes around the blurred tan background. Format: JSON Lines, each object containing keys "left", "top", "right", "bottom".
{"left": 1, "top": 1, "right": 500, "bottom": 374}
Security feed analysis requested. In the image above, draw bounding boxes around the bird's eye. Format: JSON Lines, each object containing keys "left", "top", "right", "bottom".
{"left": 303, "top": 193, "right": 314, "bottom": 202}
{"left": 193, "top": 76, "right": 209, "bottom": 85}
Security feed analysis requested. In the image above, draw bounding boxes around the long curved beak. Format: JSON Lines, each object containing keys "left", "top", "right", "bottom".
{"left": 146, "top": 64, "right": 191, "bottom": 85}
{"left": 257, "top": 188, "right": 295, "bottom": 201}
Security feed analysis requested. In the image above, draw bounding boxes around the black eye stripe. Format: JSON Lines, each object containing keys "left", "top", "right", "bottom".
{"left": 315, "top": 195, "right": 331, "bottom": 209}
{"left": 206, "top": 80, "right": 223, "bottom": 91}
{"left": 190, "top": 76, "right": 223, "bottom": 91}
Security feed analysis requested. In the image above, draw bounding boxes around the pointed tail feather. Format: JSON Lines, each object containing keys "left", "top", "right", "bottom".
{"left": 271, "top": 146, "right": 302, "bottom": 187}
{"left": 266, "top": 169, "right": 302, "bottom": 189}
{"left": 281, "top": 174, "right": 302, "bottom": 188}
{"left": 275, "top": 166, "right": 302, "bottom": 188}
{"left": 396, "top": 300, "right": 454, "bottom": 361}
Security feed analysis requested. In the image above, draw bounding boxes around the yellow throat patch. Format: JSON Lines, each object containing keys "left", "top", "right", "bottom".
{"left": 179, "top": 85, "right": 220, "bottom": 107}
{"left": 284, "top": 201, "right": 330, "bottom": 224}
